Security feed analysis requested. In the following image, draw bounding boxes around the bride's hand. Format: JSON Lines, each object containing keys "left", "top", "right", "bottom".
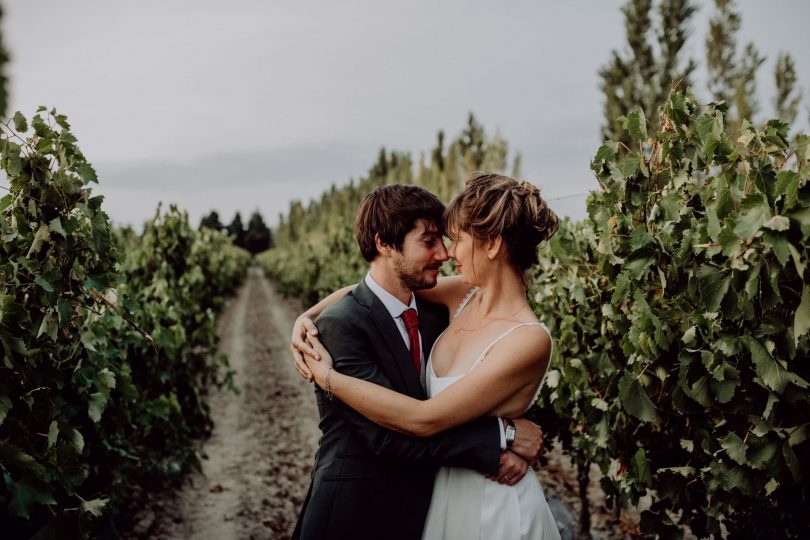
{"left": 302, "top": 334, "right": 334, "bottom": 388}
{"left": 305, "top": 334, "right": 334, "bottom": 370}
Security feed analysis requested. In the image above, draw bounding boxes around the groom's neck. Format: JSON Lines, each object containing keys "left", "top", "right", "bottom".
{"left": 368, "top": 261, "right": 412, "bottom": 305}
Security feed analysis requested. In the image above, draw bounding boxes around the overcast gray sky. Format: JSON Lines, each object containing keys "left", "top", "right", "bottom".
{"left": 4, "top": 1, "right": 809, "bottom": 228}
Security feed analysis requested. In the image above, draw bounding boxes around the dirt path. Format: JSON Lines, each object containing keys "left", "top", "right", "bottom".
{"left": 125, "top": 267, "right": 320, "bottom": 540}
{"left": 123, "top": 268, "right": 630, "bottom": 540}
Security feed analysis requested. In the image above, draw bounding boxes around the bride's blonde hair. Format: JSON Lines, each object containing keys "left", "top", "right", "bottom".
{"left": 444, "top": 172, "right": 559, "bottom": 273}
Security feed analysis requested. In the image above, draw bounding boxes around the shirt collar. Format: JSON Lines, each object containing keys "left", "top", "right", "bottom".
{"left": 365, "top": 272, "right": 417, "bottom": 318}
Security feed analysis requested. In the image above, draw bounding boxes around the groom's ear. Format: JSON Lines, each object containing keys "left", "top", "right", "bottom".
{"left": 374, "top": 233, "right": 392, "bottom": 257}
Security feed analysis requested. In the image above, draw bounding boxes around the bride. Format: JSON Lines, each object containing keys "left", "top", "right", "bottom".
{"left": 301, "top": 172, "right": 561, "bottom": 540}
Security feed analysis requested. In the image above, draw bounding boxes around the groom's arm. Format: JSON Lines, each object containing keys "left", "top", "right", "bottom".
{"left": 316, "top": 313, "right": 502, "bottom": 475}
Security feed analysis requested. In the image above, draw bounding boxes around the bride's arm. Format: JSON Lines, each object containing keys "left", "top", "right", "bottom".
{"left": 292, "top": 276, "right": 469, "bottom": 379}
{"left": 291, "top": 284, "right": 355, "bottom": 380}
{"left": 413, "top": 275, "right": 471, "bottom": 312}
{"left": 304, "top": 326, "right": 551, "bottom": 437}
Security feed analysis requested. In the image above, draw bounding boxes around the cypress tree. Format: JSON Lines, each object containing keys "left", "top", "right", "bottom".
{"left": 733, "top": 43, "right": 765, "bottom": 126}
{"left": 773, "top": 52, "right": 802, "bottom": 124}
{"left": 656, "top": 0, "right": 697, "bottom": 104}
{"left": 459, "top": 113, "right": 486, "bottom": 171}
{"left": 199, "top": 210, "right": 224, "bottom": 232}
{"left": 369, "top": 147, "right": 388, "bottom": 183}
{"left": 228, "top": 212, "right": 246, "bottom": 247}
{"left": 705, "top": 0, "right": 765, "bottom": 130}
{"left": 511, "top": 153, "right": 523, "bottom": 180}
{"left": 244, "top": 211, "right": 272, "bottom": 254}
{"left": 599, "top": 0, "right": 696, "bottom": 142}
{"left": 705, "top": 0, "right": 740, "bottom": 107}
{"left": 431, "top": 130, "right": 445, "bottom": 172}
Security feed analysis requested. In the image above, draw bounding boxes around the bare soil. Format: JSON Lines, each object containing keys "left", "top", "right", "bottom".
{"left": 121, "top": 268, "right": 636, "bottom": 539}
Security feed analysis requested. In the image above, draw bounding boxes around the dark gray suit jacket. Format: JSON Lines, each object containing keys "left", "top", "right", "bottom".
{"left": 292, "top": 280, "right": 501, "bottom": 540}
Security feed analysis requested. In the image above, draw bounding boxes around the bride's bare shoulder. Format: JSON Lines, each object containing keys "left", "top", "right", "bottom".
{"left": 496, "top": 324, "right": 553, "bottom": 366}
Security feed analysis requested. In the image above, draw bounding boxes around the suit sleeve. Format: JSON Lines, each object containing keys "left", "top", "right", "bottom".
{"left": 315, "top": 313, "right": 500, "bottom": 475}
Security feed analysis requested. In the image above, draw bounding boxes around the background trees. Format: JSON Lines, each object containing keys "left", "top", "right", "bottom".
{"left": 601, "top": 0, "right": 805, "bottom": 142}
{"left": 200, "top": 210, "right": 273, "bottom": 255}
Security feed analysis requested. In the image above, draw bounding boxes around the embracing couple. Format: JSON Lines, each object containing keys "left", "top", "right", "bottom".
{"left": 290, "top": 173, "right": 561, "bottom": 540}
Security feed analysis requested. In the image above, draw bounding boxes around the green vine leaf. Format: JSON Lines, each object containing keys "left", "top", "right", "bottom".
{"left": 721, "top": 432, "right": 747, "bottom": 465}
{"left": 70, "top": 428, "right": 84, "bottom": 454}
{"left": 26, "top": 224, "right": 51, "bottom": 257}
{"left": 696, "top": 265, "right": 730, "bottom": 312}
{"left": 87, "top": 392, "right": 107, "bottom": 423}
{"left": 47, "top": 421, "right": 58, "bottom": 449}
{"left": 619, "top": 376, "right": 661, "bottom": 424}
{"left": 0, "top": 396, "right": 11, "bottom": 427}
{"left": 762, "top": 215, "right": 789, "bottom": 231}
{"left": 81, "top": 497, "right": 109, "bottom": 518}
{"left": 624, "top": 110, "right": 648, "bottom": 143}
{"left": 6, "top": 477, "right": 56, "bottom": 519}
{"left": 734, "top": 196, "right": 771, "bottom": 240}
{"left": 795, "top": 286, "right": 810, "bottom": 347}
{"left": 745, "top": 336, "right": 788, "bottom": 393}
{"left": 632, "top": 447, "right": 651, "bottom": 486}
{"left": 12, "top": 111, "right": 28, "bottom": 133}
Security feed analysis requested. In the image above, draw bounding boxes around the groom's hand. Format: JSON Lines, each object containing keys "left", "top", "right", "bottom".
{"left": 487, "top": 451, "right": 529, "bottom": 486}
{"left": 510, "top": 418, "right": 544, "bottom": 465}
{"left": 291, "top": 315, "right": 319, "bottom": 381}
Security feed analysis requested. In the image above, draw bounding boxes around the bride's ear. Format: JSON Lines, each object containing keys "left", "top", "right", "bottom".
{"left": 485, "top": 236, "right": 504, "bottom": 260}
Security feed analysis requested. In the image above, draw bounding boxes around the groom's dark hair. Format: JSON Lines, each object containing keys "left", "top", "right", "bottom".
{"left": 355, "top": 184, "right": 445, "bottom": 262}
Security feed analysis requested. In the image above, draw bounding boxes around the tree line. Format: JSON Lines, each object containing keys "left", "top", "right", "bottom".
{"left": 260, "top": 112, "right": 515, "bottom": 305}
{"left": 199, "top": 209, "right": 273, "bottom": 255}
{"left": 601, "top": 0, "right": 806, "bottom": 145}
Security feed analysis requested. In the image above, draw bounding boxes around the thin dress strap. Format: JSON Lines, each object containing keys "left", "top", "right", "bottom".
{"left": 468, "top": 321, "right": 553, "bottom": 411}
{"left": 453, "top": 287, "right": 479, "bottom": 320}
{"left": 470, "top": 322, "right": 550, "bottom": 370}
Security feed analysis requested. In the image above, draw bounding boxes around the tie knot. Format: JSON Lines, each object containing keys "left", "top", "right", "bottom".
{"left": 401, "top": 308, "right": 419, "bottom": 331}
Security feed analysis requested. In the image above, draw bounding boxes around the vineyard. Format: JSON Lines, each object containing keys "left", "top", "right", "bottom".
{"left": 261, "top": 92, "right": 810, "bottom": 538}
{"left": 0, "top": 109, "right": 250, "bottom": 537}
{"left": 2, "top": 100, "right": 808, "bottom": 539}
{"left": 1, "top": 1, "right": 809, "bottom": 537}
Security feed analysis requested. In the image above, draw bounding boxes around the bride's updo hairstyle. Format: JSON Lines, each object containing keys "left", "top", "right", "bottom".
{"left": 444, "top": 172, "right": 559, "bottom": 274}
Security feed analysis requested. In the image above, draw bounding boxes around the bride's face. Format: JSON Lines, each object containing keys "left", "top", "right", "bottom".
{"left": 447, "top": 229, "right": 483, "bottom": 285}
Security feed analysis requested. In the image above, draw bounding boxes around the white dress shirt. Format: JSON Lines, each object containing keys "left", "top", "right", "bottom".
{"left": 365, "top": 273, "right": 422, "bottom": 353}
{"left": 365, "top": 272, "right": 426, "bottom": 388}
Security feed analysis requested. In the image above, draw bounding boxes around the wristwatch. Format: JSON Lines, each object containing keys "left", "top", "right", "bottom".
{"left": 504, "top": 418, "right": 516, "bottom": 447}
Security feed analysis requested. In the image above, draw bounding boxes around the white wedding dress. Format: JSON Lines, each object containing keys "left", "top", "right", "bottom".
{"left": 421, "top": 289, "right": 561, "bottom": 540}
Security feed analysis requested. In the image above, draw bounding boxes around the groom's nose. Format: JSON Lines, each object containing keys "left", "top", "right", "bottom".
{"left": 433, "top": 242, "right": 449, "bottom": 262}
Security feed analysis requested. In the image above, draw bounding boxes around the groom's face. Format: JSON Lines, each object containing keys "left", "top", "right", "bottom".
{"left": 392, "top": 219, "right": 448, "bottom": 291}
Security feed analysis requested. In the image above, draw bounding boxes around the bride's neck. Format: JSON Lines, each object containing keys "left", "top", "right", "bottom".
{"left": 474, "top": 266, "right": 526, "bottom": 316}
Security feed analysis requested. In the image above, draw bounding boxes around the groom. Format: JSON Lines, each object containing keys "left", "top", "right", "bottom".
{"left": 290, "top": 184, "right": 544, "bottom": 540}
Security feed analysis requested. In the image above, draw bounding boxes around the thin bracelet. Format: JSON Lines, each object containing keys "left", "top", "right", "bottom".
{"left": 325, "top": 367, "right": 333, "bottom": 401}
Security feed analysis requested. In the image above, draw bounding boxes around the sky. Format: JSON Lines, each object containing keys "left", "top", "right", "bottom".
{"left": 3, "top": 1, "right": 809, "bottom": 229}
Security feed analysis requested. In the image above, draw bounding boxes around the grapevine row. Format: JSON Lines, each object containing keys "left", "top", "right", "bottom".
{"left": 0, "top": 109, "right": 251, "bottom": 537}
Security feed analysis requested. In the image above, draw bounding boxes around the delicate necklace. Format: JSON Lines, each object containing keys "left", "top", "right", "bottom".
{"left": 453, "top": 303, "right": 528, "bottom": 334}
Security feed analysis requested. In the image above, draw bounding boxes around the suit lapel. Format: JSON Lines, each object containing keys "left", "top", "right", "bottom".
{"left": 355, "top": 281, "right": 426, "bottom": 399}
{"left": 416, "top": 297, "right": 446, "bottom": 363}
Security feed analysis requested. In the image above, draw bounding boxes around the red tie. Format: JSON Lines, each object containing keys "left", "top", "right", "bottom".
{"left": 401, "top": 308, "right": 421, "bottom": 375}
